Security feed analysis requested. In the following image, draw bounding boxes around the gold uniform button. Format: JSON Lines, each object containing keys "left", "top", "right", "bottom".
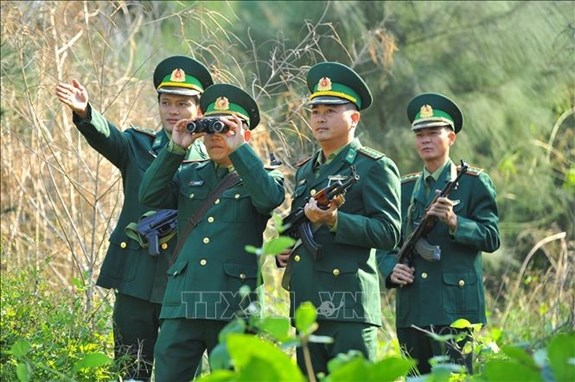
{"left": 207, "top": 216, "right": 215, "bottom": 223}
{"left": 214, "top": 198, "right": 220, "bottom": 204}
{"left": 161, "top": 243, "right": 168, "bottom": 250}
{"left": 239, "top": 273, "right": 246, "bottom": 280}
{"left": 332, "top": 269, "right": 340, "bottom": 276}
{"left": 200, "top": 259, "right": 207, "bottom": 266}
{"left": 458, "top": 280, "right": 465, "bottom": 287}
{"left": 421, "top": 272, "right": 428, "bottom": 279}
{"left": 189, "top": 193, "right": 195, "bottom": 199}
{"left": 235, "top": 193, "right": 240, "bottom": 199}
{"left": 310, "top": 189, "right": 317, "bottom": 196}
{"left": 120, "top": 242, "right": 127, "bottom": 249}
{"left": 294, "top": 255, "right": 301, "bottom": 262}
{"left": 203, "top": 237, "right": 210, "bottom": 244}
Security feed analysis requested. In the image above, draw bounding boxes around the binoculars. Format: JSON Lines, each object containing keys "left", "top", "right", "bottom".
{"left": 186, "top": 117, "right": 228, "bottom": 134}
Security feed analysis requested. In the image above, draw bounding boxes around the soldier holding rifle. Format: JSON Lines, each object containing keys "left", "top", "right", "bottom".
{"left": 377, "top": 93, "right": 500, "bottom": 375}
{"left": 277, "top": 62, "right": 401, "bottom": 377}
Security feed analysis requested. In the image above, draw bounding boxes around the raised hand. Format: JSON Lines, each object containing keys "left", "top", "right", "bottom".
{"left": 55, "top": 79, "right": 89, "bottom": 119}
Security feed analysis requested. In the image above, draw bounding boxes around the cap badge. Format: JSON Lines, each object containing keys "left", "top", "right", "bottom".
{"left": 170, "top": 68, "right": 186, "bottom": 82}
{"left": 317, "top": 77, "right": 332, "bottom": 91}
{"left": 420, "top": 104, "right": 434, "bottom": 118}
{"left": 214, "top": 96, "right": 230, "bottom": 111}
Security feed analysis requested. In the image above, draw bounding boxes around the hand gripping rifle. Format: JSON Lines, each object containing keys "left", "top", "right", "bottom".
{"left": 136, "top": 209, "right": 178, "bottom": 256}
{"left": 397, "top": 160, "right": 468, "bottom": 267}
{"left": 281, "top": 166, "right": 359, "bottom": 260}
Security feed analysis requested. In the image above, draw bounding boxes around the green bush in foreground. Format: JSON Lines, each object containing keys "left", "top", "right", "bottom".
{"left": 0, "top": 266, "right": 116, "bottom": 381}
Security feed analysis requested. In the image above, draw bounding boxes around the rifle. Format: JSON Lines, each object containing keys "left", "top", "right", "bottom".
{"left": 136, "top": 209, "right": 178, "bottom": 256}
{"left": 281, "top": 166, "right": 359, "bottom": 260}
{"left": 397, "top": 160, "right": 469, "bottom": 267}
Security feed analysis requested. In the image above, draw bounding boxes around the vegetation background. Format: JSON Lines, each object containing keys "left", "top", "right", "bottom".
{"left": 1, "top": 1, "right": 573, "bottom": 380}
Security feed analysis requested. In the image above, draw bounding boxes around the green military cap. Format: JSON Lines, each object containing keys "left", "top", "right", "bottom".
{"left": 153, "top": 56, "right": 213, "bottom": 97}
{"left": 407, "top": 92, "right": 464, "bottom": 133}
{"left": 307, "top": 62, "right": 373, "bottom": 111}
{"left": 200, "top": 84, "right": 260, "bottom": 130}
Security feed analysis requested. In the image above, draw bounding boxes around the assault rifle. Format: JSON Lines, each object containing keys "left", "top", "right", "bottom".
{"left": 281, "top": 166, "right": 359, "bottom": 260}
{"left": 397, "top": 160, "right": 469, "bottom": 266}
{"left": 136, "top": 209, "right": 178, "bottom": 256}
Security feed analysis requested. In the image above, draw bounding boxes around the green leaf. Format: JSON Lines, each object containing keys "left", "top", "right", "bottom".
{"left": 326, "top": 356, "right": 369, "bottom": 381}
{"left": 502, "top": 345, "right": 538, "bottom": 368}
{"left": 72, "top": 352, "right": 112, "bottom": 372}
{"left": 547, "top": 333, "right": 575, "bottom": 382}
{"left": 257, "top": 317, "right": 291, "bottom": 342}
{"left": 450, "top": 318, "right": 472, "bottom": 329}
{"left": 16, "top": 363, "right": 31, "bottom": 382}
{"left": 295, "top": 302, "right": 317, "bottom": 335}
{"left": 371, "top": 356, "right": 416, "bottom": 381}
{"left": 237, "top": 356, "right": 281, "bottom": 381}
{"left": 10, "top": 340, "right": 31, "bottom": 358}
{"left": 209, "top": 343, "right": 232, "bottom": 371}
{"left": 217, "top": 318, "right": 247, "bottom": 343}
{"left": 244, "top": 245, "right": 261, "bottom": 255}
{"left": 483, "top": 359, "right": 543, "bottom": 382}
{"left": 263, "top": 236, "right": 296, "bottom": 256}
{"left": 226, "top": 333, "right": 305, "bottom": 381}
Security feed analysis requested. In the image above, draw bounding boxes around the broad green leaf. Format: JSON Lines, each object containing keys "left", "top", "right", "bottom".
{"left": 73, "top": 352, "right": 112, "bottom": 372}
{"left": 257, "top": 317, "right": 291, "bottom": 342}
{"left": 295, "top": 302, "right": 317, "bottom": 335}
{"left": 10, "top": 341, "right": 31, "bottom": 358}
{"left": 237, "top": 356, "right": 281, "bottom": 381}
{"left": 547, "top": 333, "right": 575, "bottom": 382}
{"left": 370, "top": 357, "right": 415, "bottom": 381}
{"left": 16, "top": 363, "right": 31, "bottom": 382}
{"left": 217, "top": 318, "right": 247, "bottom": 343}
{"left": 262, "top": 236, "right": 296, "bottom": 256}
{"left": 483, "top": 359, "right": 543, "bottom": 382}
{"left": 450, "top": 318, "right": 472, "bottom": 329}
{"left": 209, "top": 343, "right": 232, "bottom": 371}
{"left": 326, "top": 356, "right": 369, "bottom": 382}
{"left": 327, "top": 350, "right": 364, "bottom": 374}
{"left": 227, "top": 333, "right": 305, "bottom": 381}
{"left": 502, "top": 345, "right": 538, "bottom": 368}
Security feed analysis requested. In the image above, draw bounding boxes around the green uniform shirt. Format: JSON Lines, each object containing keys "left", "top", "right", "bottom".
{"left": 287, "top": 138, "right": 402, "bottom": 326}
{"left": 73, "top": 105, "right": 207, "bottom": 302}
{"left": 377, "top": 159, "right": 500, "bottom": 327}
{"left": 139, "top": 143, "right": 285, "bottom": 320}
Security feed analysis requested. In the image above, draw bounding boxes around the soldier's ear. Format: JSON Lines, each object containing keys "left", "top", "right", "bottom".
{"left": 351, "top": 110, "right": 360, "bottom": 127}
{"left": 243, "top": 129, "right": 252, "bottom": 143}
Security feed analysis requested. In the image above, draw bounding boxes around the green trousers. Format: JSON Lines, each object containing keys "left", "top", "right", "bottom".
{"left": 154, "top": 318, "right": 227, "bottom": 382}
{"left": 112, "top": 292, "right": 162, "bottom": 381}
{"left": 397, "top": 326, "right": 473, "bottom": 375}
{"left": 296, "top": 321, "right": 378, "bottom": 378}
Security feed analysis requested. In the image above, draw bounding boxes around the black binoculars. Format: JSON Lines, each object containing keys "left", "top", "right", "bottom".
{"left": 186, "top": 117, "right": 228, "bottom": 134}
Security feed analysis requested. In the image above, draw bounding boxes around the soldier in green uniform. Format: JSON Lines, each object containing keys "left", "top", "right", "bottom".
{"left": 55, "top": 56, "right": 213, "bottom": 381}
{"left": 276, "top": 62, "right": 402, "bottom": 377}
{"left": 138, "top": 83, "right": 285, "bottom": 381}
{"left": 377, "top": 93, "right": 500, "bottom": 375}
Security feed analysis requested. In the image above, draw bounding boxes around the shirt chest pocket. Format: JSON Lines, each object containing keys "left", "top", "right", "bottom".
{"left": 219, "top": 189, "right": 255, "bottom": 222}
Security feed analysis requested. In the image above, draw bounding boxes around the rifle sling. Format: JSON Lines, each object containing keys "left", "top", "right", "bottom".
{"left": 169, "top": 171, "right": 241, "bottom": 266}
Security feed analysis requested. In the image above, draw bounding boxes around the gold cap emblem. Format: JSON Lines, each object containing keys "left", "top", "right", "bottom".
{"left": 317, "top": 77, "right": 332, "bottom": 91}
{"left": 214, "top": 96, "right": 229, "bottom": 111}
{"left": 170, "top": 68, "right": 186, "bottom": 82}
{"left": 420, "top": 104, "right": 434, "bottom": 118}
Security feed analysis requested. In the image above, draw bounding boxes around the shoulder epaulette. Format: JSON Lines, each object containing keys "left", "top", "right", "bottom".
{"left": 461, "top": 165, "right": 484, "bottom": 176}
{"left": 296, "top": 156, "right": 313, "bottom": 167}
{"left": 401, "top": 172, "right": 421, "bottom": 183}
{"left": 358, "top": 146, "right": 385, "bottom": 160}
{"left": 130, "top": 125, "right": 157, "bottom": 137}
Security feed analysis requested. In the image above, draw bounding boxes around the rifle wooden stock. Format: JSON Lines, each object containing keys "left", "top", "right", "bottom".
{"left": 397, "top": 160, "right": 469, "bottom": 266}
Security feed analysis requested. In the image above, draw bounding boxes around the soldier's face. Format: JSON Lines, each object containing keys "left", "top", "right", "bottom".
{"left": 203, "top": 133, "right": 233, "bottom": 167}
{"left": 309, "top": 103, "right": 359, "bottom": 147}
{"left": 414, "top": 126, "right": 456, "bottom": 162}
{"left": 158, "top": 93, "right": 200, "bottom": 133}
